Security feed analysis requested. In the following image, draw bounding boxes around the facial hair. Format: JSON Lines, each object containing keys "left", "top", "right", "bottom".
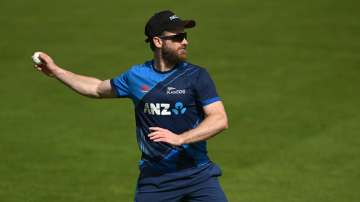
{"left": 161, "top": 44, "right": 187, "bottom": 65}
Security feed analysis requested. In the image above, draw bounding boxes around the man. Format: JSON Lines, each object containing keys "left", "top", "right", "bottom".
{"left": 33, "top": 10, "right": 228, "bottom": 202}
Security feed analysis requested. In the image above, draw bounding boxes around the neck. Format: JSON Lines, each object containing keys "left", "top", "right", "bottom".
{"left": 153, "top": 51, "right": 178, "bottom": 72}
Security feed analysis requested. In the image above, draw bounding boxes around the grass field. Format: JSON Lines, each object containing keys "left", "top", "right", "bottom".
{"left": 1, "top": 0, "right": 360, "bottom": 201}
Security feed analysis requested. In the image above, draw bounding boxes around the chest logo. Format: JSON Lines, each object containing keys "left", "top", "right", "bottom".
{"left": 166, "top": 87, "right": 186, "bottom": 95}
{"left": 143, "top": 102, "right": 187, "bottom": 116}
{"left": 144, "top": 103, "right": 171, "bottom": 115}
{"left": 171, "top": 102, "right": 187, "bottom": 115}
{"left": 141, "top": 85, "right": 150, "bottom": 93}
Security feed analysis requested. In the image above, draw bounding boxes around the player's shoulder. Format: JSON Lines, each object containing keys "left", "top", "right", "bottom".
{"left": 184, "top": 62, "right": 204, "bottom": 70}
{"left": 183, "top": 62, "right": 210, "bottom": 77}
{"left": 125, "top": 61, "right": 153, "bottom": 75}
{"left": 128, "top": 61, "right": 151, "bottom": 71}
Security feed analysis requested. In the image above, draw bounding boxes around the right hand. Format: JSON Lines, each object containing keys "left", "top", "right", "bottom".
{"left": 33, "top": 52, "right": 59, "bottom": 77}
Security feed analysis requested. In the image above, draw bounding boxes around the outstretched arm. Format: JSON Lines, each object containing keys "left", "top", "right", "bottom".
{"left": 33, "top": 52, "right": 116, "bottom": 98}
{"left": 148, "top": 101, "right": 228, "bottom": 146}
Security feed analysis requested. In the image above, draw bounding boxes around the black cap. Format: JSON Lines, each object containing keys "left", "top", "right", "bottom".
{"left": 145, "top": 10, "right": 196, "bottom": 43}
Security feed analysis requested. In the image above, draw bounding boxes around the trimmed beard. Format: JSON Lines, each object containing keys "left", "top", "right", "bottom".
{"left": 161, "top": 45, "right": 187, "bottom": 65}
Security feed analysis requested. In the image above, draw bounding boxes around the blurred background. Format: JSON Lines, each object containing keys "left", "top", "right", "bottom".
{"left": 1, "top": 0, "right": 359, "bottom": 201}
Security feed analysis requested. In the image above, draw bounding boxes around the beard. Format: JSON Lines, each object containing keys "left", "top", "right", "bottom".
{"left": 161, "top": 44, "right": 187, "bottom": 65}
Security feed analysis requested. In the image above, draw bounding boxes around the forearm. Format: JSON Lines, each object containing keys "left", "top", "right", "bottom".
{"left": 53, "top": 66, "right": 103, "bottom": 98}
{"left": 33, "top": 52, "right": 115, "bottom": 98}
{"left": 180, "top": 113, "right": 228, "bottom": 144}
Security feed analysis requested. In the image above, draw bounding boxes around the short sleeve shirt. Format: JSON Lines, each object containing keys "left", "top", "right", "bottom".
{"left": 111, "top": 60, "right": 220, "bottom": 173}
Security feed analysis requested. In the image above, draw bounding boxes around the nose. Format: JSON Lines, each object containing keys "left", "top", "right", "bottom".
{"left": 181, "top": 38, "right": 188, "bottom": 46}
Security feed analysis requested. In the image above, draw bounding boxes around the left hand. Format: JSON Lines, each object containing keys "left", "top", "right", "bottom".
{"left": 148, "top": 127, "right": 184, "bottom": 146}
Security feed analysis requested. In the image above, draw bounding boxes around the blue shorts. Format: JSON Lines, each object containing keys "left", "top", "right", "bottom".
{"left": 134, "top": 162, "right": 228, "bottom": 202}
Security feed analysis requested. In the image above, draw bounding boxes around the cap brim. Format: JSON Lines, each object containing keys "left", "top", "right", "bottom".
{"left": 165, "top": 19, "right": 196, "bottom": 31}
{"left": 183, "top": 20, "right": 196, "bottom": 28}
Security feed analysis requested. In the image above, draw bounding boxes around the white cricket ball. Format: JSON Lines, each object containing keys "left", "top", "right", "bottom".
{"left": 32, "top": 52, "right": 42, "bottom": 65}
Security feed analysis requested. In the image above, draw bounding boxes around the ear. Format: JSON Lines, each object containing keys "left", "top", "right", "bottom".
{"left": 153, "top": 37, "right": 163, "bottom": 49}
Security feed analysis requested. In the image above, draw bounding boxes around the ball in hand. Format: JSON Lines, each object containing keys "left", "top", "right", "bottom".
{"left": 32, "top": 52, "right": 42, "bottom": 65}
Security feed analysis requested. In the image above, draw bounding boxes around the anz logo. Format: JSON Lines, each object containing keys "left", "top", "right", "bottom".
{"left": 144, "top": 102, "right": 187, "bottom": 116}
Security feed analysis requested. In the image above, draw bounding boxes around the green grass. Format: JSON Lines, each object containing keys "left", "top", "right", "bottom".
{"left": 1, "top": 0, "right": 360, "bottom": 201}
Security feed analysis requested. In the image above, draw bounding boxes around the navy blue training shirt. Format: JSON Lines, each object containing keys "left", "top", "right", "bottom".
{"left": 111, "top": 60, "right": 220, "bottom": 174}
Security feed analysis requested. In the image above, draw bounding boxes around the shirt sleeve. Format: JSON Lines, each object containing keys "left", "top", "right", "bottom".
{"left": 194, "top": 68, "right": 221, "bottom": 106}
{"left": 110, "top": 70, "right": 130, "bottom": 98}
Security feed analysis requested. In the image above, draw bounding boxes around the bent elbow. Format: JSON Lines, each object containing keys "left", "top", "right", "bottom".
{"left": 93, "top": 84, "right": 105, "bottom": 99}
{"left": 223, "top": 121, "right": 229, "bottom": 130}
{"left": 220, "top": 115, "right": 229, "bottom": 131}
{"left": 222, "top": 119, "right": 229, "bottom": 130}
